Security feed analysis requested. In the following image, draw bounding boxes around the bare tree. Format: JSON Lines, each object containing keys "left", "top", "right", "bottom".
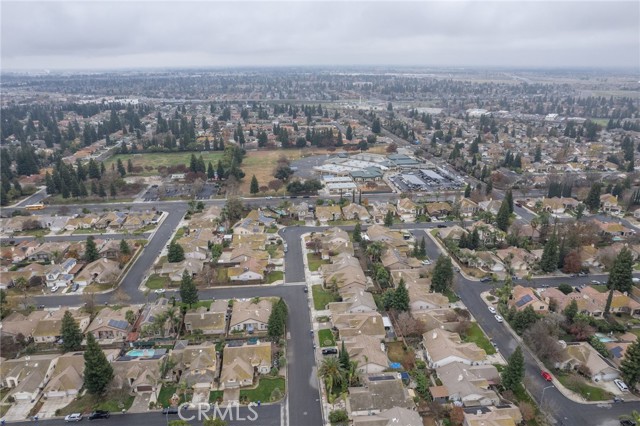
{"left": 395, "top": 312, "right": 426, "bottom": 337}
{"left": 111, "top": 288, "right": 131, "bottom": 305}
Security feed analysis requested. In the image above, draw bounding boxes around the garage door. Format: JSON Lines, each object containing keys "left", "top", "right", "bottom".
{"left": 136, "top": 385, "right": 153, "bottom": 392}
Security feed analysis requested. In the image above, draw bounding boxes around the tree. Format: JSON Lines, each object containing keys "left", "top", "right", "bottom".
{"left": 319, "top": 357, "right": 344, "bottom": 400}
{"left": 505, "top": 190, "right": 514, "bottom": 214}
{"left": 179, "top": 270, "right": 198, "bottom": 307}
{"left": 558, "top": 283, "right": 573, "bottom": 295}
{"left": 60, "top": 310, "right": 83, "bottom": 352}
{"left": 393, "top": 279, "right": 410, "bottom": 312}
{"left": 222, "top": 197, "right": 245, "bottom": 223}
{"left": 371, "top": 117, "right": 381, "bottom": 134}
{"left": 502, "top": 346, "right": 524, "bottom": 391}
{"left": 464, "top": 184, "right": 471, "bottom": 198}
{"left": 85, "top": 236, "right": 99, "bottom": 262}
{"left": 384, "top": 210, "right": 394, "bottom": 226}
{"left": 167, "top": 241, "right": 185, "bottom": 263}
{"left": 116, "top": 159, "right": 126, "bottom": 177}
{"left": 431, "top": 255, "right": 454, "bottom": 293}
{"left": 345, "top": 124, "right": 353, "bottom": 141}
{"left": 607, "top": 247, "right": 633, "bottom": 292}
{"left": 620, "top": 339, "right": 640, "bottom": 389}
{"left": 540, "top": 233, "right": 559, "bottom": 273}
{"left": 268, "top": 298, "right": 288, "bottom": 340}
{"left": 83, "top": 333, "right": 114, "bottom": 395}
{"left": 339, "top": 340, "right": 350, "bottom": 370}
{"left": 119, "top": 239, "right": 131, "bottom": 256}
{"left": 563, "top": 300, "right": 579, "bottom": 323}
{"left": 585, "top": 182, "right": 602, "bottom": 212}
{"left": 328, "top": 409, "right": 349, "bottom": 426}
{"left": 250, "top": 175, "right": 259, "bottom": 194}
{"left": 496, "top": 198, "right": 511, "bottom": 231}
{"left": 353, "top": 223, "right": 362, "bottom": 243}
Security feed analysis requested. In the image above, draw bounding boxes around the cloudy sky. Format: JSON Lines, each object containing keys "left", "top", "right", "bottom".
{"left": 2, "top": 1, "right": 638, "bottom": 71}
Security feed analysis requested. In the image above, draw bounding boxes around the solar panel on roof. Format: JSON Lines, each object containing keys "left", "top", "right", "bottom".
{"left": 108, "top": 319, "right": 129, "bottom": 330}
{"left": 515, "top": 294, "right": 533, "bottom": 307}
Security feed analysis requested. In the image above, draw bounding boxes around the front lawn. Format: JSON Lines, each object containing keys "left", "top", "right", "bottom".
{"left": 318, "top": 329, "right": 336, "bottom": 347}
{"left": 462, "top": 323, "right": 496, "bottom": 355}
{"left": 307, "top": 253, "right": 329, "bottom": 272}
{"left": 157, "top": 385, "right": 189, "bottom": 407}
{"left": 240, "top": 377, "right": 285, "bottom": 403}
{"left": 58, "top": 391, "right": 134, "bottom": 416}
{"left": 444, "top": 289, "right": 460, "bottom": 303}
{"left": 146, "top": 274, "right": 170, "bottom": 290}
{"left": 312, "top": 285, "right": 338, "bottom": 310}
{"left": 209, "top": 390, "right": 223, "bottom": 404}
{"left": 267, "top": 271, "right": 284, "bottom": 283}
{"left": 556, "top": 372, "right": 613, "bottom": 401}
{"left": 591, "top": 285, "right": 608, "bottom": 293}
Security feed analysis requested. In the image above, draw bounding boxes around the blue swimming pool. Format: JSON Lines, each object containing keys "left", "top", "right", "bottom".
{"left": 595, "top": 333, "right": 616, "bottom": 343}
{"left": 126, "top": 349, "right": 156, "bottom": 357}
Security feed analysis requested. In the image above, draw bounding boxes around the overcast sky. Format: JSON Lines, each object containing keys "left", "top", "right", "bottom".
{"left": 2, "top": 1, "right": 639, "bottom": 71}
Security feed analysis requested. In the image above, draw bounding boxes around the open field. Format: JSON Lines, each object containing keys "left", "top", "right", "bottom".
{"left": 104, "top": 152, "right": 224, "bottom": 176}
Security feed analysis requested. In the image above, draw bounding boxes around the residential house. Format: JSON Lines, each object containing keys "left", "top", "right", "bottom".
{"left": 0, "top": 354, "right": 58, "bottom": 401}
{"left": 122, "top": 211, "right": 157, "bottom": 231}
{"left": 468, "top": 221, "right": 505, "bottom": 246}
{"left": 462, "top": 405, "right": 523, "bottom": 426}
{"left": 233, "top": 209, "right": 276, "bottom": 234}
{"left": 292, "top": 202, "right": 315, "bottom": 222}
{"left": 413, "top": 308, "right": 465, "bottom": 333}
{"left": 541, "top": 197, "right": 580, "bottom": 215}
{"left": 184, "top": 300, "right": 229, "bottom": 335}
{"left": 315, "top": 227, "right": 353, "bottom": 260}
{"left": 74, "top": 258, "right": 121, "bottom": 286}
{"left": 316, "top": 205, "right": 343, "bottom": 224}
{"left": 44, "top": 350, "right": 118, "bottom": 398}
{"left": 600, "top": 194, "right": 621, "bottom": 214}
{"left": 437, "top": 225, "right": 468, "bottom": 241}
{"left": 86, "top": 307, "right": 134, "bottom": 343}
{"left": 555, "top": 341, "right": 620, "bottom": 382}
{"left": 594, "top": 220, "right": 635, "bottom": 238}
{"left": 99, "top": 239, "right": 125, "bottom": 260}
{"left": 160, "top": 259, "right": 204, "bottom": 282}
{"left": 45, "top": 258, "right": 77, "bottom": 288}
{"left": 477, "top": 199, "right": 502, "bottom": 215}
{"left": 327, "top": 289, "right": 377, "bottom": 314}
{"left": 381, "top": 248, "right": 422, "bottom": 272}
{"left": 365, "top": 225, "right": 410, "bottom": 253}
{"left": 425, "top": 202, "right": 452, "bottom": 218}
{"left": 220, "top": 341, "right": 272, "bottom": 389}
{"left": 396, "top": 198, "right": 419, "bottom": 222}
{"left": 422, "top": 329, "right": 488, "bottom": 368}
{"left": 605, "top": 341, "right": 632, "bottom": 368}
{"left": 344, "top": 334, "right": 389, "bottom": 374}
{"left": 347, "top": 373, "right": 414, "bottom": 416}
{"left": 458, "top": 249, "right": 505, "bottom": 273}
{"left": 332, "top": 311, "right": 386, "bottom": 341}
{"left": 458, "top": 198, "right": 479, "bottom": 218}
{"left": 95, "top": 211, "right": 127, "bottom": 229}
{"left": 177, "top": 228, "right": 217, "bottom": 261}
{"left": 229, "top": 298, "right": 272, "bottom": 333}
{"left": 496, "top": 247, "right": 536, "bottom": 274}
{"left": 370, "top": 202, "right": 396, "bottom": 224}
{"left": 1, "top": 240, "right": 39, "bottom": 263}
{"left": 110, "top": 355, "right": 165, "bottom": 395}
{"left": 508, "top": 285, "right": 548, "bottom": 313}
{"left": 539, "top": 287, "right": 602, "bottom": 317}
{"left": 320, "top": 253, "right": 368, "bottom": 295}
{"left": 342, "top": 203, "right": 371, "bottom": 222}
{"left": 391, "top": 270, "right": 449, "bottom": 312}
{"left": 352, "top": 407, "right": 423, "bottom": 426}
{"left": 435, "top": 362, "right": 500, "bottom": 407}
{"left": 137, "top": 298, "right": 175, "bottom": 339}
{"left": 0, "top": 270, "right": 35, "bottom": 290}
{"left": 64, "top": 215, "right": 98, "bottom": 231}
{"left": 27, "top": 242, "right": 70, "bottom": 263}
{"left": 0, "top": 310, "right": 49, "bottom": 342}
{"left": 170, "top": 342, "right": 218, "bottom": 390}
{"left": 580, "top": 286, "right": 640, "bottom": 317}
{"left": 32, "top": 308, "right": 91, "bottom": 343}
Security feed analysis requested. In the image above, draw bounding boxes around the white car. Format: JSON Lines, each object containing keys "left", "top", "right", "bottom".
{"left": 614, "top": 379, "right": 629, "bottom": 392}
{"left": 51, "top": 285, "right": 59, "bottom": 293}
{"left": 494, "top": 314, "right": 504, "bottom": 323}
{"left": 65, "top": 413, "right": 83, "bottom": 422}
{"left": 154, "top": 289, "right": 166, "bottom": 294}
{"left": 421, "top": 259, "right": 431, "bottom": 265}
{"left": 488, "top": 306, "right": 497, "bottom": 314}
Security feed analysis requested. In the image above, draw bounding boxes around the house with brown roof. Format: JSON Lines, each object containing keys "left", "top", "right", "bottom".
{"left": 458, "top": 198, "right": 479, "bottom": 218}
{"left": 600, "top": 194, "right": 621, "bottom": 214}
{"left": 436, "top": 362, "right": 500, "bottom": 407}
{"left": 352, "top": 407, "right": 422, "bottom": 426}
{"left": 110, "top": 355, "right": 165, "bottom": 395}
{"left": 160, "top": 259, "right": 204, "bottom": 282}
{"left": 169, "top": 342, "right": 218, "bottom": 390}
{"left": 229, "top": 298, "right": 273, "bottom": 334}
{"left": 365, "top": 225, "right": 410, "bottom": 252}
{"left": 390, "top": 269, "right": 449, "bottom": 312}
{"left": 422, "top": 329, "right": 488, "bottom": 368}
{"left": 347, "top": 373, "right": 414, "bottom": 416}
{"left": 344, "top": 334, "right": 389, "bottom": 374}
{"left": 87, "top": 307, "right": 135, "bottom": 344}
{"left": 0, "top": 354, "right": 58, "bottom": 401}
{"left": 342, "top": 203, "right": 371, "bottom": 222}
{"left": 314, "top": 227, "right": 353, "bottom": 260}
{"left": 396, "top": 198, "right": 419, "bottom": 222}
{"left": 184, "top": 300, "right": 229, "bottom": 335}
{"left": 220, "top": 340, "right": 272, "bottom": 389}
{"left": 425, "top": 202, "right": 452, "bottom": 218}
{"left": 44, "top": 350, "right": 118, "bottom": 398}
{"left": 413, "top": 308, "right": 466, "bottom": 332}
{"left": 27, "top": 241, "right": 70, "bottom": 263}
{"left": 381, "top": 248, "right": 422, "bottom": 272}
{"left": 463, "top": 405, "right": 523, "bottom": 426}
{"left": 594, "top": 220, "right": 635, "bottom": 238}
{"left": 316, "top": 205, "right": 343, "bottom": 224}
{"left": 0, "top": 310, "right": 49, "bottom": 342}
{"left": 496, "top": 247, "right": 536, "bottom": 273}
{"left": 370, "top": 202, "right": 396, "bottom": 224}
{"left": 137, "top": 298, "right": 175, "bottom": 339}
{"left": 477, "top": 199, "right": 502, "bottom": 215}
{"left": 32, "top": 308, "right": 91, "bottom": 343}
{"left": 332, "top": 312, "right": 386, "bottom": 341}
{"left": 74, "top": 258, "right": 121, "bottom": 287}
{"left": 508, "top": 285, "right": 548, "bottom": 313}
{"left": 437, "top": 225, "right": 468, "bottom": 241}
{"left": 320, "top": 253, "right": 368, "bottom": 295}
{"left": 555, "top": 341, "right": 620, "bottom": 382}
{"left": 327, "top": 289, "right": 377, "bottom": 314}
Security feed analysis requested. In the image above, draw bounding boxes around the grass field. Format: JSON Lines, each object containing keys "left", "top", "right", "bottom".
{"left": 312, "top": 285, "right": 338, "bottom": 310}
{"left": 462, "top": 323, "right": 496, "bottom": 355}
{"left": 318, "top": 329, "right": 336, "bottom": 347}
{"left": 267, "top": 271, "right": 284, "bottom": 283}
{"left": 145, "top": 274, "right": 169, "bottom": 290}
{"left": 240, "top": 377, "right": 285, "bottom": 403}
{"left": 105, "top": 152, "right": 225, "bottom": 176}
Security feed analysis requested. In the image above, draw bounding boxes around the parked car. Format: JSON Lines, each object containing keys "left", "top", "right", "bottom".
{"left": 321, "top": 348, "right": 338, "bottom": 355}
{"left": 51, "top": 285, "right": 59, "bottom": 293}
{"left": 65, "top": 413, "right": 83, "bottom": 422}
{"left": 620, "top": 420, "right": 636, "bottom": 426}
{"left": 614, "top": 379, "right": 629, "bottom": 392}
{"left": 161, "top": 407, "right": 178, "bottom": 415}
{"left": 88, "top": 410, "right": 110, "bottom": 420}
{"left": 494, "top": 315, "right": 504, "bottom": 323}
{"left": 488, "top": 306, "right": 496, "bottom": 314}
{"left": 613, "top": 396, "right": 625, "bottom": 403}
{"left": 71, "top": 283, "right": 79, "bottom": 292}
{"left": 541, "top": 371, "right": 553, "bottom": 382}
{"left": 421, "top": 259, "right": 431, "bottom": 265}
{"left": 303, "top": 287, "right": 308, "bottom": 293}
{"left": 437, "top": 224, "right": 447, "bottom": 228}
{"left": 480, "top": 277, "right": 492, "bottom": 283}
{"left": 154, "top": 289, "right": 166, "bottom": 294}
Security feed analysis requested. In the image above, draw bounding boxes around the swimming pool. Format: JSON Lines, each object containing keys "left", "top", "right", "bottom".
{"left": 594, "top": 333, "right": 616, "bottom": 343}
{"left": 126, "top": 349, "right": 156, "bottom": 357}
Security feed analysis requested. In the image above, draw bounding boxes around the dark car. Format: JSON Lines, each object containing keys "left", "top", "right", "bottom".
{"left": 303, "top": 287, "right": 308, "bottom": 293}
{"left": 161, "top": 407, "right": 178, "bottom": 415}
{"left": 88, "top": 410, "right": 110, "bottom": 420}
{"left": 620, "top": 420, "right": 636, "bottom": 426}
{"left": 437, "top": 224, "right": 447, "bottom": 228}
{"left": 480, "top": 277, "right": 492, "bottom": 283}
{"left": 322, "top": 348, "right": 338, "bottom": 355}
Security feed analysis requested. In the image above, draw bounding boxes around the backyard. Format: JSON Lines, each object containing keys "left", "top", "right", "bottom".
{"left": 312, "top": 285, "right": 338, "bottom": 310}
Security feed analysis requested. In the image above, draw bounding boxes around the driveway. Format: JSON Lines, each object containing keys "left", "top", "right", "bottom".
{"left": 2, "top": 400, "right": 37, "bottom": 421}
{"left": 37, "top": 396, "right": 74, "bottom": 419}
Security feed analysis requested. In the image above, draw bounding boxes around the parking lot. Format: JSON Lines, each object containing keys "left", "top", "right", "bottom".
{"left": 142, "top": 182, "right": 219, "bottom": 201}
{"left": 390, "top": 168, "right": 465, "bottom": 193}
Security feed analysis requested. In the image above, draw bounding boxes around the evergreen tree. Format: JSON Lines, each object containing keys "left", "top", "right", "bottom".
{"left": 179, "top": 270, "right": 199, "bottom": 308}
{"left": 267, "top": 298, "right": 288, "bottom": 340}
{"left": 250, "top": 175, "right": 259, "bottom": 194}
{"left": 431, "top": 255, "right": 454, "bottom": 293}
{"left": 116, "top": 159, "right": 126, "bottom": 177}
{"left": 109, "top": 182, "right": 117, "bottom": 197}
{"left": 88, "top": 159, "right": 101, "bottom": 179}
{"left": 98, "top": 182, "right": 106, "bottom": 198}
{"left": 563, "top": 300, "right": 578, "bottom": 323}
{"left": 353, "top": 223, "right": 362, "bottom": 243}
{"left": 384, "top": 210, "right": 394, "bottom": 226}
{"left": 585, "top": 182, "right": 602, "bottom": 212}
{"left": 604, "top": 288, "right": 614, "bottom": 317}
{"left": 346, "top": 124, "right": 353, "bottom": 141}
{"left": 167, "top": 241, "right": 185, "bottom": 263}
{"left": 540, "top": 233, "right": 559, "bottom": 273}
{"left": 496, "top": 198, "right": 511, "bottom": 232}
{"left": 464, "top": 184, "right": 471, "bottom": 198}
{"left": 60, "top": 310, "right": 83, "bottom": 352}
{"left": 393, "top": 279, "right": 410, "bottom": 312}
{"left": 45, "top": 171, "right": 55, "bottom": 194}
{"left": 419, "top": 236, "right": 426, "bottom": 256}
{"left": 207, "top": 162, "right": 215, "bottom": 180}
{"left": 371, "top": 117, "right": 381, "bottom": 134}
{"left": 607, "top": 247, "right": 633, "bottom": 292}
{"left": 127, "top": 159, "right": 134, "bottom": 173}
{"left": 216, "top": 161, "right": 224, "bottom": 180}
{"left": 505, "top": 190, "right": 514, "bottom": 214}
{"left": 85, "top": 236, "right": 99, "bottom": 262}
{"left": 501, "top": 346, "right": 525, "bottom": 391}
{"left": 620, "top": 339, "right": 640, "bottom": 389}
{"left": 119, "top": 239, "right": 131, "bottom": 256}
{"left": 83, "top": 333, "right": 114, "bottom": 395}
{"left": 339, "top": 340, "right": 350, "bottom": 370}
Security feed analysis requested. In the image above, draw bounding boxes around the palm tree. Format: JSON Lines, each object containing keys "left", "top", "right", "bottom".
{"left": 318, "top": 357, "right": 344, "bottom": 399}
{"left": 530, "top": 218, "right": 538, "bottom": 240}
{"left": 346, "top": 360, "right": 361, "bottom": 387}
{"left": 366, "top": 242, "right": 384, "bottom": 263}
{"left": 165, "top": 307, "right": 179, "bottom": 335}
